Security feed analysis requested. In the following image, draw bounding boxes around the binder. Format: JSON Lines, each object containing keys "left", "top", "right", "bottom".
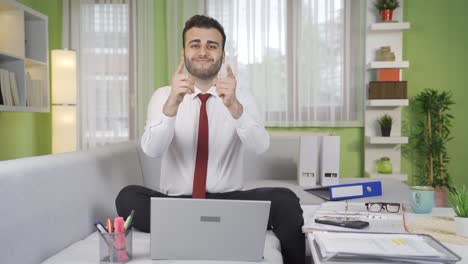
{"left": 297, "top": 135, "right": 320, "bottom": 187}
{"left": 319, "top": 136, "right": 340, "bottom": 186}
{"left": 305, "top": 181, "right": 382, "bottom": 201}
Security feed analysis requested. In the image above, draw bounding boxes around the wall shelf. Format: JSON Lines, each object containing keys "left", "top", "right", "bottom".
{"left": 366, "top": 136, "right": 408, "bottom": 145}
{"left": 368, "top": 61, "right": 410, "bottom": 69}
{"left": 0, "top": 0, "right": 49, "bottom": 112}
{"left": 369, "top": 22, "right": 410, "bottom": 31}
{"left": 369, "top": 173, "right": 408, "bottom": 181}
{"left": 0, "top": 105, "right": 47, "bottom": 112}
{"left": 364, "top": 0, "right": 409, "bottom": 183}
{"left": 367, "top": 99, "right": 409, "bottom": 107}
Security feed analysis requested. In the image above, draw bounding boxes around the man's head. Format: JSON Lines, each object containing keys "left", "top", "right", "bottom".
{"left": 182, "top": 15, "right": 226, "bottom": 80}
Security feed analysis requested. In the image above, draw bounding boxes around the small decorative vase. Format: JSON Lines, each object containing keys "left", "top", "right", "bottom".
{"left": 380, "top": 126, "right": 391, "bottom": 137}
{"left": 381, "top": 9, "right": 393, "bottom": 22}
{"left": 377, "top": 157, "right": 392, "bottom": 174}
{"left": 434, "top": 187, "right": 447, "bottom": 207}
{"left": 454, "top": 217, "right": 468, "bottom": 237}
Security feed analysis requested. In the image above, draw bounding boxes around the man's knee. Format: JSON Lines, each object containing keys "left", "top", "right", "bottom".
{"left": 272, "top": 187, "right": 300, "bottom": 202}
{"left": 116, "top": 185, "right": 139, "bottom": 203}
{"left": 115, "top": 185, "right": 142, "bottom": 216}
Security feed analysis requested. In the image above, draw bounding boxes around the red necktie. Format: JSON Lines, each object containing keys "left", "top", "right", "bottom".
{"left": 192, "top": 94, "right": 211, "bottom": 198}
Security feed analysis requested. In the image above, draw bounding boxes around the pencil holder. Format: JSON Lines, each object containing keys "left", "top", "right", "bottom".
{"left": 99, "top": 229, "right": 132, "bottom": 263}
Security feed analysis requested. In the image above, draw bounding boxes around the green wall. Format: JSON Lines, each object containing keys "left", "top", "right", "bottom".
{"left": 403, "top": 0, "right": 468, "bottom": 188}
{"left": 0, "top": 0, "right": 62, "bottom": 160}
{"left": 1, "top": 1, "right": 466, "bottom": 189}
{"left": 154, "top": 0, "right": 168, "bottom": 88}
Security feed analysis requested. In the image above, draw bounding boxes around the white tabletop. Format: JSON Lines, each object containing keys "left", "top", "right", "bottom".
{"left": 303, "top": 205, "right": 468, "bottom": 264}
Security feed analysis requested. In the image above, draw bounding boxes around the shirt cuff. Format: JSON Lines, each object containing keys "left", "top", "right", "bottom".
{"left": 233, "top": 111, "right": 255, "bottom": 129}
{"left": 147, "top": 113, "right": 176, "bottom": 128}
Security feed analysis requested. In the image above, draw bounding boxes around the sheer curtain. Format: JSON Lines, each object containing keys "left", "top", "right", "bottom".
{"left": 73, "top": 0, "right": 130, "bottom": 149}
{"left": 167, "top": 0, "right": 365, "bottom": 127}
{"left": 69, "top": 0, "right": 156, "bottom": 149}
{"left": 131, "top": 0, "right": 156, "bottom": 138}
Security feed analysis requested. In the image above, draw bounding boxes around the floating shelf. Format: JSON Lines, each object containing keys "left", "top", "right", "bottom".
{"left": 366, "top": 136, "right": 408, "bottom": 144}
{"left": 369, "top": 173, "right": 408, "bottom": 181}
{"left": 367, "top": 99, "right": 409, "bottom": 107}
{"left": 0, "top": 105, "right": 48, "bottom": 112}
{"left": 369, "top": 22, "right": 410, "bottom": 31}
{"left": 368, "top": 61, "right": 410, "bottom": 69}
{"left": 25, "top": 58, "right": 47, "bottom": 66}
{"left": 0, "top": 51, "right": 23, "bottom": 61}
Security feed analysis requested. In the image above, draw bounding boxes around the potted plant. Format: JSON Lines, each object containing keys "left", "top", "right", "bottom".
{"left": 449, "top": 186, "right": 468, "bottom": 237}
{"left": 375, "top": 0, "right": 400, "bottom": 22}
{"left": 411, "top": 89, "right": 455, "bottom": 206}
{"left": 377, "top": 157, "right": 392, "bottom": 174}
{"left": 377, "top": 114, "right": 393, "bottom": 137}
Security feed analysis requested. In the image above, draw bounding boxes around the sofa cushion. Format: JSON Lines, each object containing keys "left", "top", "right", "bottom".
{"left": 42, "top": 230, "right": 283, "bottom": 264}
{"left": 137, "top": 134, "right": 301, "bottom": 191}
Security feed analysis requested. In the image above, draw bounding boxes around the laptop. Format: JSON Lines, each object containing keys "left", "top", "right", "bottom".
{"left": 150, "top": 197, "right": 271, "bottom": 261}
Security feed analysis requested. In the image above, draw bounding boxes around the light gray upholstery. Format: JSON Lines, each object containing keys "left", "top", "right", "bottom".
{"left": 0, "top": 138, "right": 306, "bottom": 264}
{"left": 0, "top": 142, "right": 143, "bottom": 264}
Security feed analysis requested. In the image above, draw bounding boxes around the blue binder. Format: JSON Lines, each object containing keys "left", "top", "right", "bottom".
{"left": 305, "top": 181, "right": 382, "bottom": 201}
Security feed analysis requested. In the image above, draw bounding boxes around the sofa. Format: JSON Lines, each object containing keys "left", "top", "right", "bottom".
{"left": 0, "top": 134, "right": 329, "bottom": 264}
{"left": 0, "top": 133, "right": 415, "bottom": 264}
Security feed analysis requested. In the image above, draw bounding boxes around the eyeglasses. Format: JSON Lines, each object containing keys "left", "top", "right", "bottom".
{"left": 365, "top": 202, "right": 401, "bottom": 213}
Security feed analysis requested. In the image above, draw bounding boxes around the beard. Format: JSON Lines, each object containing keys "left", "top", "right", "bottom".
{"left": 185, "top": 56, "right": 223, "bottom": 80}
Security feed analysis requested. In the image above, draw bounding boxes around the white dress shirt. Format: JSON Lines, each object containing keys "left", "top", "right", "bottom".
{"left": 141, "top": 85, "right": 270, "bottom": 195}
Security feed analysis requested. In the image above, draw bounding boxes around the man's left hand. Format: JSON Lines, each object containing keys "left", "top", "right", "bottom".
{"left": 213, "top": 64, "right": 243, "bottom": 119}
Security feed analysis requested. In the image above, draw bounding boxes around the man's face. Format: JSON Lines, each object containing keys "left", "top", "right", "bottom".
{"left": 184, "top": 27, "right": 224, "bottom": 80}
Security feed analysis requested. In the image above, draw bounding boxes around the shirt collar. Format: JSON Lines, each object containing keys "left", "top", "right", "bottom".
{"left": 191, "top": 86, "right": 219, "bottom": 100}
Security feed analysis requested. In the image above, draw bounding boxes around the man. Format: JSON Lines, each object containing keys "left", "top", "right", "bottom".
{"left": 115, "top": 15, "right": 305, "bottom": 264}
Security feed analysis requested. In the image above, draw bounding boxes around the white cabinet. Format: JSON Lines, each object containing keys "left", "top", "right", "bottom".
{"left": 364, "top": 0, "right": 410, "bottom": 181}
{"left": 0, "top": 0, "right": 49, "bottom": 112}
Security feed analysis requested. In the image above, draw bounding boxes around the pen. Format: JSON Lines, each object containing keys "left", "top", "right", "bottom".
{"left": 106, "top": 218, "right": 113, "bottom": 233}
{"left": 93, "top": 221, "right": 108, "bottom": 234}
{"left": 93, "top": 220, "right": 113, "bottom": 251}
{"left": 124, "top": 209, "right": 135, "bottom": 231}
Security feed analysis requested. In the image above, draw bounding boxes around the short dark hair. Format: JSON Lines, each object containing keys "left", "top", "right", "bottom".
{"left": 182, "top": 15, "right": 226, "bottom": 50}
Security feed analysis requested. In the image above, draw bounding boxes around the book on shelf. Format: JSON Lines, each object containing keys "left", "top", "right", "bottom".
{"left": 377, "top": 69, "right": 400, "bottom": 81}
{"left": 26, "top": 72, "right": 32, "bottom": 107}
{"left": 0, "top": 78, "right": 3, "bottom": 105}
{"left": 25, "top": 72, "right": 45, "bottom": 108}
{"left": 0, "top": 70, "right": 4, "bottom": 105}
{"left": 0, "top": 69, "right": 14, "bottom": 106}
{"left": 9, "top": 71, "right": 20, "bottom": 106}
{"left": 28, "top": 79, "right": 45, "bottom": 108}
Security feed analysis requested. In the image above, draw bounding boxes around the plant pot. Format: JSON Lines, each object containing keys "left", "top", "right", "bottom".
{"left": 454, "top": 217, "right": 468, "bottom": 237}
{"left": 381, "top": 9, "right": 393, "bottom": 22}
{"left": 434, "top": 187, "right": 447, "bottom": 207}
{"left": 380, "top": 126, "right": 391, "bottom": 137}
{"left": 377, "top": 158, "right": 392, "bottom": 174}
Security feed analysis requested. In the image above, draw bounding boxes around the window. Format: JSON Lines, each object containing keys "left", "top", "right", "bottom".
{"left": 205, "top": 0, "right": 365, "bottom": 127}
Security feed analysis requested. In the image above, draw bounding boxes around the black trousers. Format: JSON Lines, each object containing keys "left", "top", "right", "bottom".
{"left": 115, "top": 185, "right": 305, "bottom": 264}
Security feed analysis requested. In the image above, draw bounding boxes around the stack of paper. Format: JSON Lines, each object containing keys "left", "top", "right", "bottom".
{"left": 312, "top": 231, "right": 461, "bottom": 264}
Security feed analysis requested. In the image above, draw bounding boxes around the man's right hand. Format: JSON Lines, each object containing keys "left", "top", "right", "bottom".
{"left": 163, "top": 54, "right": 195, "bottom": 116}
